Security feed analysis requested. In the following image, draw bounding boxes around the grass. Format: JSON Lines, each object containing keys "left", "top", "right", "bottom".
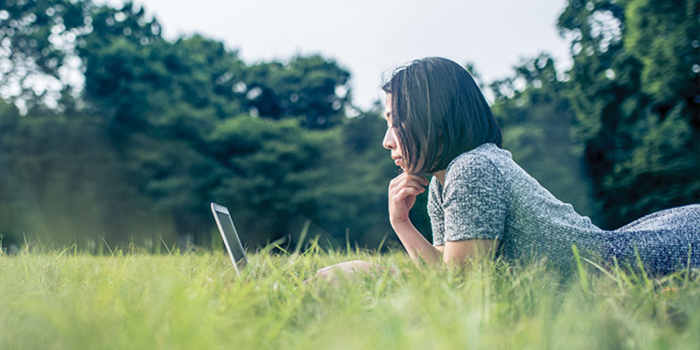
{"left": 1, "top": 242, "right": 700, "bottom": 350}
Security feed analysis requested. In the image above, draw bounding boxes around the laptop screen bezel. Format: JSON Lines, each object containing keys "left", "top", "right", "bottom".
{"left": 210, "top": 202, "right": 248, "bottom": 276}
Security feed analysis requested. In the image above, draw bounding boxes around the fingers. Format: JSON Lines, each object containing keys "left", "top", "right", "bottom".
{"left": 388, "top": 174, "right": 429, "bottom": 226}
{"left": 390, "top": 181, "right": 426, "bottom": 200}
{"left": 389, "top": 174, "right": 430, "bottom": 194}
{"left": 390, "top": 173, "right": 430, "bottom": 187}
{"left": 395, "top": 187, "right": 422, "bottom": 201}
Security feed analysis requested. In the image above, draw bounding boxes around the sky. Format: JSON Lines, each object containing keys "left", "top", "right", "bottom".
{"left": 103, "top": 0, "right": 573, "bottom": 110}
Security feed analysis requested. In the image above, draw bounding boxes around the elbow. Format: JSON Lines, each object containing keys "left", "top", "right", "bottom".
{"left": 442, "top": 239, "right": 500, "bottom": 268}
{"left": 442, "top": 253, "right": 467, "bottom": 269}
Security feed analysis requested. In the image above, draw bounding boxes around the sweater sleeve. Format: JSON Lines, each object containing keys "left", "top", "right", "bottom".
{"left": 427, "top": 177, "right": 445, "bottom": 246}
{"left": 442, "top": 155, "right": 507, "bottom": 242}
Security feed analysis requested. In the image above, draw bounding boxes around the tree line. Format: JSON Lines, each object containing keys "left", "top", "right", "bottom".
{"left": 0, "top": 0, "right": 697, "bottom": 252}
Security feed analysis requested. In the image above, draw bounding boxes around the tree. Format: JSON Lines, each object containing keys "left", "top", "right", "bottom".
{"left": 243, "top": 55, "right": 352, "bottom": 129}
{"left": 557, "top": 0, "right": 700, "bottom": 228}
{"left": 0, "top": 0, "right": 90, "bottom": 110}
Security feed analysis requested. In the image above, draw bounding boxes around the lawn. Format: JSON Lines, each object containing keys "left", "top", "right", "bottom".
{"left": 1, "top": 244, "right": 699, "bottom": 349}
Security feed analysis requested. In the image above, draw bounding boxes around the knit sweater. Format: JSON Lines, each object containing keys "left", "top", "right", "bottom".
{"left": 428, "top": 142, "right": 608, "bottom": 268}
{"left": 427, "top": 142, "right": 700, "bottom": 274}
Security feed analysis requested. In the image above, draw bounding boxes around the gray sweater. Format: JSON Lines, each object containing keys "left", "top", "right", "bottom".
{"left": 427, "top": 142, "right": 700, "bottom": 273}
{"left": 427, "top": 143, "right": 607, "bottom": 267}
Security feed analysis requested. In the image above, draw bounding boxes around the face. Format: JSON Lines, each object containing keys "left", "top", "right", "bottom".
{"left": 382, "top": 93, "right": 404, "bottom": 169}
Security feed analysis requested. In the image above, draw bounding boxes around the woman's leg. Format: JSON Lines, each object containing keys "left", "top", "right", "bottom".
{"left": 614, "top": 204, "right": 700, "bottom": 232}
{"left": 611, "top": 204, "right": 700, "bottom": 275}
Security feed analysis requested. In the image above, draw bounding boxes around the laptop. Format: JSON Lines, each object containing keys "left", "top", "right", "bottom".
{"left": 210, "top": 202, "right": 248, "bottom": 276}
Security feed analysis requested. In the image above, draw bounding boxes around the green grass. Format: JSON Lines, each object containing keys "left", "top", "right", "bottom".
{"left": 1, "top": 244, "right": 700, "bottom": 350}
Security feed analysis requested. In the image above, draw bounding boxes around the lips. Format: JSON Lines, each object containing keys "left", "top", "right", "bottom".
{"left": 392, "top": 156, "right": 403, "bottom": 166}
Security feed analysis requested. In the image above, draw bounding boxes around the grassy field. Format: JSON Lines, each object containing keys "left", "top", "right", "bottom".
{"left": 1, "top": 244, "right": 700, "bottom": 350}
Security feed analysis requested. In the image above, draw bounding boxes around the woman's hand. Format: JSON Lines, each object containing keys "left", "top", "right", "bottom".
{"left": 388, "top": 173, "right": 429, "bottom": 226}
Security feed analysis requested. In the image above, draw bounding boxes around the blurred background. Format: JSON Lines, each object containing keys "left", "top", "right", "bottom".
{"left": 0, "top": 0, "right": 698, "bottom": 253}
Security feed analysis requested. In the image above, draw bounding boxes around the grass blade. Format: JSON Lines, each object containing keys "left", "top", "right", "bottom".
{"left": 572, "top": 244, "right": 589, "bottom": 297}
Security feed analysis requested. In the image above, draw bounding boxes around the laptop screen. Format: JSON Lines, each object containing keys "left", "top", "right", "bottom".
{"left": 211, "top": 203, "right": 248, "bottom": 274}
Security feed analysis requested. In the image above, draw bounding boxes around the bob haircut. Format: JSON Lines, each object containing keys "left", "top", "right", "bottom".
{"left": 382, "top": 57, "right": 502, "bottom": 175}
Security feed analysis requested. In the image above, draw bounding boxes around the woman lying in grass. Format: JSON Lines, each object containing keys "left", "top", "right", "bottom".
{"left": 314, "top": 57, "right": 700, "bottom": 281}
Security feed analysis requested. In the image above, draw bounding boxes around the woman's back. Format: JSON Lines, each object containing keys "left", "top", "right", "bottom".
{"left": 429, "top": 143, "right": 610, "bottom": 268}
{"left": 429, "top": 142, "right": 700, "bottom": 273}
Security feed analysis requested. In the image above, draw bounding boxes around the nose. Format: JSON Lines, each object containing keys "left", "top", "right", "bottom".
{"left": 382, "top": 127, "right": 396, "bottom": 150}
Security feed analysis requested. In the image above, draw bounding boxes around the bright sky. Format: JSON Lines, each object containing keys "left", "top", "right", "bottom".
{"left": 104, "top": 0, "right": 573, "bottom": 110}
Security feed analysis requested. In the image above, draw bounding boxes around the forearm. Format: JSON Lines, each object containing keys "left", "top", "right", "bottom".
{"left": 391, "top": 219, "right": 443, "bottom": 266}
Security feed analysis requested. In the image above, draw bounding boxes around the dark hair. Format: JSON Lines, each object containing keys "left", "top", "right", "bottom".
{"left": 382, "top": 57, "right": 502, "bottom": 175}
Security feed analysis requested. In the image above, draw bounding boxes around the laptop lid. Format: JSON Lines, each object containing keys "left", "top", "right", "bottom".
{"left": 210, "top": 202, "right": 248, "bottom": 275}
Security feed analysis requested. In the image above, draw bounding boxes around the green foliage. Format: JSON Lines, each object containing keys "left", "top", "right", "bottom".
{"left": 557, "top": 0, "right": 700, "bottom": 228}
{"left": 206, "top": 112, "right": 400, "bottom": 247}
{"left": 0, "top": 101, "right": 173, "bottom": 247}
{"left": 2, "top": 0, "right": 698, "bottom": 249}
{"left": 0, "top": 0, "right": 395, "bottom": 248}
{"left": 2, "top": 249, "right": 700, "bottom": 349}
{"left": 0, "top": 0, "right": 89, "bottom": 108}
{"left": 209, "top": 116, "right": 336, "bottom": 244}
{"left": 625, "top": 0, "right": 700, "bottom": 104}
{"left": 243, "top": 55, "right": 351, "bottom": 128}
{"left": 0, "top": 100, "right": 22, "bottom": 246}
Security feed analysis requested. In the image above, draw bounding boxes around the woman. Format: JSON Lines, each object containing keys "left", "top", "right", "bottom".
{"left": 314, "top": 57, "right": 700, "bottom": 280}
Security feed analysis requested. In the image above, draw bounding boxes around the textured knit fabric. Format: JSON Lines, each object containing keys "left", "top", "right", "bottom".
{"left": 427, "top": 143, "right": 700, "bottom": 274}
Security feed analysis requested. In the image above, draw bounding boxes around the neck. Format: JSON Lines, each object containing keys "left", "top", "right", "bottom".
{"left": 432, "top": 170, "right": 446, "bottom": 185}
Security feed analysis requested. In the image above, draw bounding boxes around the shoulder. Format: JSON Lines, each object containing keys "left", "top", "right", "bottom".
{"left": 444, "top": 143, "right": 506, "bottom": 184}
